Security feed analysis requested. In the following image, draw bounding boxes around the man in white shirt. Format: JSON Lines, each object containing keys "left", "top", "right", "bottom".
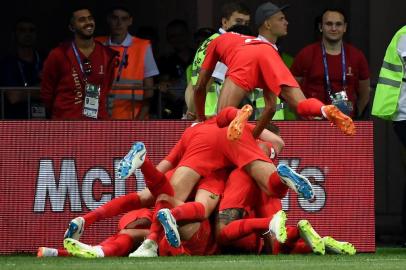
{"left": 97, "top": 5, "right": 159, "bottom": 119}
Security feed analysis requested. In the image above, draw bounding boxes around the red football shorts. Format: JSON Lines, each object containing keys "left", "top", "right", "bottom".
{"left": 226, "top": 43, "right": 298, "bottom": 94}
{"left": 219, "top": 168, "right": 258, "bottom": 211}
{"left": 118, "top": 208, "right": 153, "bottom": 230}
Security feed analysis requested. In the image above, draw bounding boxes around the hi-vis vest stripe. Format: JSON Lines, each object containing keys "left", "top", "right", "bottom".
{"left": 250, "top": 89, "right": 291, "bottom": 120}
{"left": 191, "top": 33, "right": 220, "bottom": 117}
{"left": 372, "top": 26, "right": 406, "bottom": 120}
{"left": 96, "top": 36, "right": 150, "bottom": 119}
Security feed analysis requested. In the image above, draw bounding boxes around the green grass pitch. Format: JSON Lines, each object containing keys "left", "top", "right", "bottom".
{"left": 2, "top": 248, "right": 406, "bottom": 270}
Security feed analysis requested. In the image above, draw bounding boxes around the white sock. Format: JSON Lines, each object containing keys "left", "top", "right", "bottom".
{"left": 321, "top": 106, "right": 327, "bottom": 118}
{"left": 93, "top": 245, "right": 105, "bottom": 257}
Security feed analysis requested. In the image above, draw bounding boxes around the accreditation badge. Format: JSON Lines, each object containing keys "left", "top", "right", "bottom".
{"left": 83, "top": 83, "right": 100, "bottom": 119}
{"left": 331, "top": 90, "right": 353, "bottom": 116}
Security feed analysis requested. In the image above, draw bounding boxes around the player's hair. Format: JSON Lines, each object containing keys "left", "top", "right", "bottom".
{"left": 226, "top": 24, "right": 253, "bottom": 36}
{"left": 221, "top": 1, "right": 250, "bottom": 20}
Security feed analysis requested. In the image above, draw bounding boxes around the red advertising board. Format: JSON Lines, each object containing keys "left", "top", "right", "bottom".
{"left": 0, "top": 121, "right": 374, "bottom": 254}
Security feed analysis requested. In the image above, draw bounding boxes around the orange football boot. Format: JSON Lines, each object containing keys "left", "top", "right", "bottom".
{"left": 227, "top": 104, "right": 253, "bottom": 141}
{"left": 323, "top": 105, "right": 356, "bottom": 135}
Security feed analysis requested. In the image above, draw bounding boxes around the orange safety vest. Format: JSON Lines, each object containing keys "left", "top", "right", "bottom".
{"left": 96, "top": 36, "right": 150, "bottom": 119}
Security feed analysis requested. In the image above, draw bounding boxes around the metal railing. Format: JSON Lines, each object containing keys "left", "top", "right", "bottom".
{"left": 0, "top": 85, "right": 185, "bottom": 120}
{"left": 0, "top": 86, "right": 42, "bottom": 119}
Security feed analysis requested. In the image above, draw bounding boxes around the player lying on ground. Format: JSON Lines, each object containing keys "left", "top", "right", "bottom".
{"left": 39, "top": 119, "right": 354, "bottom": 257}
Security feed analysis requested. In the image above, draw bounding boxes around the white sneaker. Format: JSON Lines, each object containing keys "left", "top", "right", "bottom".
{"left": 64, "top": 217, "right": 85, "bottom": 240}
{"left": 157, "top": 208, "right": 181, "bottom": 247}
{"left": 63, "top": 238, "right": 104, "bottom": 258}
{"left": 266, "top": 210, "right": 287, "bottom": 243}
{"left": 129, "top": 239, "right": 158, "bottom": 257}
{"left": 117, "top": 142, "right": 146, "bottom": 180}
{"left": 37, "top": 247, "right": 58, "bottom": 257}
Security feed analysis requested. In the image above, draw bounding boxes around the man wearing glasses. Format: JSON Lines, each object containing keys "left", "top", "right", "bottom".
{"left": 41, "top": 4, "right": 116, "bottom": 120}
{"left": 291, "top": 8, "right": 370, "bottom": 119}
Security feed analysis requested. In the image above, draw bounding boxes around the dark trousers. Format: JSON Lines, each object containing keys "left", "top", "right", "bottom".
{"left": 393, "top": 120, "right": 406, "bottom": 241}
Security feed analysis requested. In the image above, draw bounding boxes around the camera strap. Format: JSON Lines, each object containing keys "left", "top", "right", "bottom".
{"left": 321, "top": 42, "right": 347, "bottom": 101}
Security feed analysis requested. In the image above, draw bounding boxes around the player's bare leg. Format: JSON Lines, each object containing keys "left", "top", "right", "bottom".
{"left": 169, "top": 166, "right": 201, "bottom": 201}
{"left": 217, "top": 78, "right": 248, "bottom": 110}
{"left": 244, "top": 161, "right": 314, "bottom": 200}
{"left": 281, "top": 86, "right": 355, "bottom": 135}
{"left": 217, "top": 79, "right": 252, "bottom": 140}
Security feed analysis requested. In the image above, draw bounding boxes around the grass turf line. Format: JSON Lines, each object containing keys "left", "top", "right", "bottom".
{"left": 1, "top": 248, "right": 406, "bottom": 270}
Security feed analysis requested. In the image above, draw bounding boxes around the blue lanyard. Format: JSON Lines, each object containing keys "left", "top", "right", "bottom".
{"left": 17, "top": 51, "right": 40, "bottom": 87}
{"left": 71, "top": 42, "right": 88, "bottom": 83}
{"left": 321, "top": 42, "right": 347, "bottom": 100}
{"left": 116, "top": 47, "right": 128, "bottom": 82}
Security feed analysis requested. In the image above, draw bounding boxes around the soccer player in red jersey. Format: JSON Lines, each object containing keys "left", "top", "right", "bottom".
{"left": 118, "top": 107, "right": 315, "bottom": 256}
{"left": 215, "top": 138, "right": 355, "bottom": 256}
{"left": 194, "top": 29, "right": 355, "bottom": 138}
{"left": 38, "top": 208, "right": 152, "bottom": 258}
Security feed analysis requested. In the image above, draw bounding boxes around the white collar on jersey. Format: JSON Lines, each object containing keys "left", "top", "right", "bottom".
{"left": 107, "top": 33, "right": 133, "bottom": 47}
{"left": 257, "top": 34, "right": 278, "bottom": 50}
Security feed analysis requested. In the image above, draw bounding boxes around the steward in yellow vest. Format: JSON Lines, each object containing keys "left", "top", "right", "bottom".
{"left": 372, "top": 26, "right": 406, "bottom": 120}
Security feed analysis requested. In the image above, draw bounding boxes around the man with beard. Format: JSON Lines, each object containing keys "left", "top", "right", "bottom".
{"left": 41, "top": 4, "right": 116, "bottom": 119}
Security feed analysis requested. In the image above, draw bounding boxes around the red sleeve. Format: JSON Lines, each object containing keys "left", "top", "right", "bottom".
{"left": 164, "top": 139, "right": 184, "bottom": 166}
{"left": 269, "top": 50, "right": 300, "bottom": 89}
{"left": 40, "top": 49, "right": 61, "bottom": 111}
{"left": 201, "top": 38, "right": 220, "bottom": 72}
{"left": 99, "top": 47, "right": 116, "bottom": 119}
{"left": 357, "top": 49, "right": 370, "bottom": 80}
{"left": 246, "top": 123, "right": 255, "bottom": 132}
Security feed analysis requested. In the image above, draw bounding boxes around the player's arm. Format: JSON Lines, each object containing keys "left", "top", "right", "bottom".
{"left": 194, "top": 40, "right": 219, "bottom": 121}
{"left": 258, "top": 128, "right": 285, "bottom": 155}
{"left": 252, "top": 90, "right": 277, "bottom": 138}
{"left": 159, "top": 138, "right": 184, "bottom": 173}
{"left": 156, "top": 159, "right": 173, "bottom": 173}
{"left": 280, "top": 86, "right": 308, "bottom": 116}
